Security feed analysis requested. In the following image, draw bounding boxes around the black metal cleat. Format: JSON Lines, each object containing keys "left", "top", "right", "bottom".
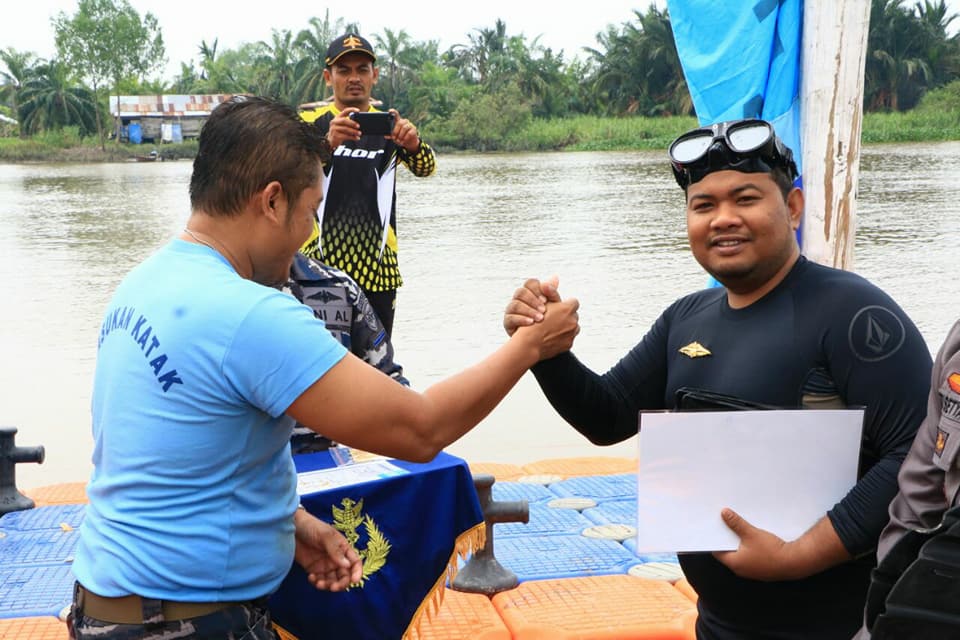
{"left": 0, "top": 426, "right": 45, "bottom": 516}
{"left": 452, "top": 473, "right": 528, "bottom": 595}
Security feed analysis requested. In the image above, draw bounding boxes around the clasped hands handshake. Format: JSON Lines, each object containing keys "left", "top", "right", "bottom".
{"left": 503, "top": 276, "right": 581, "bottom": 361}
{"left": 501, "top": 276, "right": 807, "bottom": 582}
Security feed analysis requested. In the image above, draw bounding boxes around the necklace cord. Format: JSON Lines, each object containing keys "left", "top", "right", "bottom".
{"left": 183, "top": 227, "right": 217, "bottom": 252}
{"left": 183, "top": 227, "right": 242, "bottom": 275}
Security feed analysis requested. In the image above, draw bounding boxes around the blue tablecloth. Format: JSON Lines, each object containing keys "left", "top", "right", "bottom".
{"left": 270, "top": 450, "right": 484, "bottom": 640}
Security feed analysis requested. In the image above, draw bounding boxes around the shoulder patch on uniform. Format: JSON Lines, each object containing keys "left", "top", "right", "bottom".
{"left": 679, "top": 341, "right": 711, "bottom": 358}
{"left": 305, "top": 288, "right": 345, "bottom": 304}
{"left": 936, "top": 428, "right": 950, "bottom": 457}
{"left": 943, "top": 389, "right": 960, "bottom": 421}
{"left": 949, "top": 373, "right": 960, "bottom": 394}
{"left": 847, "top": 305, "right": 906, "bottom": 363}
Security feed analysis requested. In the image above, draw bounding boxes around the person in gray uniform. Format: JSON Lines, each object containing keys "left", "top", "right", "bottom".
{"left": 859, "top": 320, "right": 960, "bottom": 638}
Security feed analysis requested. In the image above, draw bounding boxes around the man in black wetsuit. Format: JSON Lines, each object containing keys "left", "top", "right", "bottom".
{"left": 503, "top": 119, "right": 933, "bottom": 640}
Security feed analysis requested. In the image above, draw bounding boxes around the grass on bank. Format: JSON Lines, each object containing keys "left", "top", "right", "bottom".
{"left": 0, "top": 127, "right": 198, "bottom": 163}
{"left": 861, "top": 110, "right": 960, "bottom": 143}
{"left": 514, "top": 115, "right": 698, "bottom": 152}
{"left": 0, "top": 93, "right": 958, "bottom": 162}
{"left": 861, "top": 80, "right": 960, "bottom": 143}
{"left": 513, "top": 100, "right": 960, "bottom": 151}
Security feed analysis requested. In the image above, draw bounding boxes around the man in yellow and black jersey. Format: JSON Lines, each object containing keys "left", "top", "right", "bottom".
{"left": 299, "top": 33, "right": 436, "bottom": 338}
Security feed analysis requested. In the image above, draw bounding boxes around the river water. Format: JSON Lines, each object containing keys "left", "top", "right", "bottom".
{"left": 1, "top": 143, "right": 959, "bottom": 489}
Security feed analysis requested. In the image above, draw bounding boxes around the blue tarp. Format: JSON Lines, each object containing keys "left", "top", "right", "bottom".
{"left": 667, "top": 0, "right": 805, "bottom": 269}
{"left": 666, "top": 0, "right": 803, "bottom": 177}
{"left": 128, "top": 122, "right": 142, "bottom": 144}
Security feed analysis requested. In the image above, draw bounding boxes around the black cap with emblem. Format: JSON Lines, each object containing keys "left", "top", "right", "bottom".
{"left": 325, "top": 33, "right": 377, "bottom": 67}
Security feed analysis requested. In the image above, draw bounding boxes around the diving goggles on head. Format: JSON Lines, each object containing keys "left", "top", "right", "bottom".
{"left": 668, "top": 119, "right": 798, "bottom": 189}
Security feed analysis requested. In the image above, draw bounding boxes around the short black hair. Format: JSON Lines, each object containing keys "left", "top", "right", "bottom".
{"left": 682, "top": 168, "right": 797, "bottom": 202}
{"left": 768, "top": 166, "right": 797, "bottom": 200}
{"left": 190, "top": 96, "right": 330, "bottom": 217}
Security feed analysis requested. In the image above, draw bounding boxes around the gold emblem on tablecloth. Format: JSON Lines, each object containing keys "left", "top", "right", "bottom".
{"left": 679, "top": 341, "right": 712, "bottom": 358}
{"left": 332, "top": 497, "right": 391, "bottom": 587}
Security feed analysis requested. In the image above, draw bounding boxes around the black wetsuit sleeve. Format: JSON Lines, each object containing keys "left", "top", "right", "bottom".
{"left": 531, "top": 353, "right": 639, "bottom": 445}
{"left": 530, "top": 313, "right": 671, "bottom": 446}
{"left": 825, "top": 298, "right": 933, "bottom": 557}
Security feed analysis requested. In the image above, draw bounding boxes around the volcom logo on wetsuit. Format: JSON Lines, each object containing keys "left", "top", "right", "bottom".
{"left": 848, "top": 305, "right": 906, "bottom": 362}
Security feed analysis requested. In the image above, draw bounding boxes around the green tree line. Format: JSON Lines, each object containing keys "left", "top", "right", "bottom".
{"left": 1, "top": 0, "right": 959, "bottom": 150}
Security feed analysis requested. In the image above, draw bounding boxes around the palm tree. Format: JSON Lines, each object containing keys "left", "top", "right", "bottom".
{"left": 373, "top": 28, "right": 412, "bottom": 109}
{"left": 293, "top": 14, "right": 341, "bottom": 105}
{"left": 866, "top": 0, "right": 933, "bottom": 110}
{"left": 197, "top": 38, "right": 235, "bottom": 93}
{"left": 214, "top": 44, "right": 262, "bottom": 95}
{"left": 915, "top": 0, "right": 960, "bottom": 88}
{"left": 586, "top": 23, "right": 648, "bottom": 115}
{"left": 447, "top": 19, "right": 511, "bottom": 86}
{"left": 507, "top": 36, "right": 573, "bottom": 118}
{"left": 585, "top": 4, "right": 691, "bottom": 117}
{"left": 198, "top": 38, "right": 218, "bottom": 82}
{"left": 405, "top": 60, "right": 468, "bottom": 124}
{"left": 390, "top": 40, "right": 445, "bottom": 120}
{"left": 170, "top": 62, "right": 201, "bottom": 94}
{"left": 632, "top": 5, "right": 691, "bottom": 116}
{"left": 290, "top": 14, "right": 361, "bottom": 106}
{"left": 18, "top": 60, "right": 98, "bottom": 135}
{"left": 0, "top": 48, "right": 39, "bottom": 136}
{"left": 257, "top": 29, "right": 296, "bottom": 103}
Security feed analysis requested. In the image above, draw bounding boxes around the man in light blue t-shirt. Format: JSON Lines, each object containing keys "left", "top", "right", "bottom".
{"left": 69, "top": 96, "right": 580, "bottom": 640}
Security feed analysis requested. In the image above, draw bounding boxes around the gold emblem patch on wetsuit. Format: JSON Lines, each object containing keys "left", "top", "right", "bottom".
{"left": 679, "top": 341, "right": 712, "bottom": 358}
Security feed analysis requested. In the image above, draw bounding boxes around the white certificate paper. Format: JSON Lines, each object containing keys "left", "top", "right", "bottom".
{"left": 296, "top": 460, "right": 408, "bottom": 496}
{"left": 636, "top": 409, "right": 864, "bottom": 553}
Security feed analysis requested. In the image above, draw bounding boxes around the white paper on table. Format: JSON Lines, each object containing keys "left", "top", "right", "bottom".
{"left": 296, "top": 459, "right": 408, "bottom": 496}
{"left": 636, "top": 409, "right": 864, "bottom": 553}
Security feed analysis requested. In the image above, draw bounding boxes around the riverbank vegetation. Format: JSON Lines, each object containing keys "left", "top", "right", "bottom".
{"left": 1, "top": 0, "right": 958, "bottom": 162}
{"left": 3, "top": 89, "right": 958, "bottom": 163}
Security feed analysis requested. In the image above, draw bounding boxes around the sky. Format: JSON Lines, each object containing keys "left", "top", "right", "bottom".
{"left": 4, "top": 0, "right": 959, "bottom": 83}
{"left": 2, "top": 0, "right": 658, "bottom": 81}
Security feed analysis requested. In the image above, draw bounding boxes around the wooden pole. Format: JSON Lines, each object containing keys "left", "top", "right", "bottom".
{"left": 799, "top": 0, "right": 872, "bottom": 270}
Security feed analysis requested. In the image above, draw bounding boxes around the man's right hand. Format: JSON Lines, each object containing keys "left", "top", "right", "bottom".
{"left": 507, "top": 276, "right": 579, "bottom": 361}
{"left": 294, "top": 509, "right": 363, "bottom": 591}
{"left": 327, "top": 108, "right": 361, "bottom": 148}
{"left": 503, "top": 276, "right": 563, "bottom": 336}
{"left": 523, "top": 297, "right": 580, "bottom": 361}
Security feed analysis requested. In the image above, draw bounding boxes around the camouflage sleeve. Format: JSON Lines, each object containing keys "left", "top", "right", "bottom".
{"left": 397, "top": 140, "right": 436, "bottom": 177}
{"left": 346, "top": 279, "right": 410, "bottom": 386}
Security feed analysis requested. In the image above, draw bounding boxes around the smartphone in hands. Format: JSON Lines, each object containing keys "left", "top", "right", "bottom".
{"left": 349, "top": 111, "right": 395, "bottom": 136}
